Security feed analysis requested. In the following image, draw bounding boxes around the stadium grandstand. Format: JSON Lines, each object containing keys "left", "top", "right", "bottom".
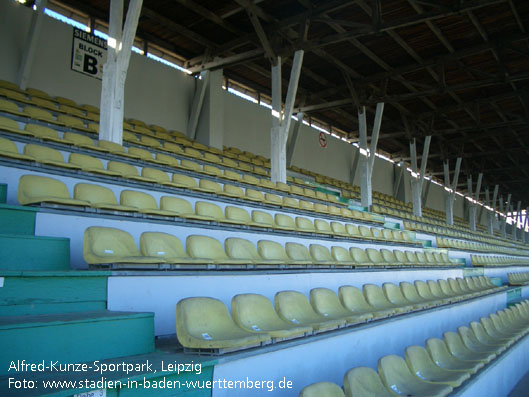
{"left": 2, "top": 0, "right": 529, "bottom": 396}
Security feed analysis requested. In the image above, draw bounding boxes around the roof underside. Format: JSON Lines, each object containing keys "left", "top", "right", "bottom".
{"left": 52, "top": 0, "right": 529, "bottom": 207}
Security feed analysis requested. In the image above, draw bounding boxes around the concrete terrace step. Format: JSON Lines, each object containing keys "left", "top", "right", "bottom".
{"left": 1, "top": 310, "right": 155, "bottom": 376}
{"left": 0, "top": 204, "right": 38, "bottom": 235}
{"left": 0, "top": 271, "right": 110, "bottom": 316}
{"left": 0, "top": 233, "right": 70, "bottom": 271}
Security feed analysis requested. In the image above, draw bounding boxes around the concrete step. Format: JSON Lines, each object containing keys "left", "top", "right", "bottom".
{"left": 0, "top": 204, "right": 38, "bottom": 235}
{"left": 0, "top": 233, "right": 70, "bottom": 271}
{"left": 0, "top": 271, "right": 109, "bottom": 316}
{"left": 0, "top": 310, "right": 154, "bottom": 376}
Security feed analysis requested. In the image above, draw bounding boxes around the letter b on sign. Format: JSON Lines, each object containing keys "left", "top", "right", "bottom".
{"left": 83, "top": 55, "right": 98, "bottom": 75}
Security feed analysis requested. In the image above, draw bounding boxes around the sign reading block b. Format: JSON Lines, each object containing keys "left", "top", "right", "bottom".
{"left": 71, "top": 27, "right": 107, "bottom": 80}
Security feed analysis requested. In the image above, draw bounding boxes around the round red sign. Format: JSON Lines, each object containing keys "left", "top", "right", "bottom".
{"left": 318, "top": 132, "right": 327, "bottom": 148}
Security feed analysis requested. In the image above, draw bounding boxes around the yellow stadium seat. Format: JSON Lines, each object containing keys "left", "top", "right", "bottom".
{"left": 378, "top": 355, "right": 453, "bottom": 396}
{"left": 222, "top": 169, "right": 241, "bottom": 181}
{"left": 194, "top": 201, "right": 226, "bottom": 221}
{"left": 443, "top": 332, "right": 494, "bottom": 363}
{"left": 314, "top": 219, "right": 333, "bottom": 235}
{"left": 73, "top": 183, "right": 136, "bottom": 212}
{"left": 282, "top": 196, "right": 299, "bottom": 209}
{"left": 0, "top": 137, "right": 33, "bottom": 161}
{"left": 59, "top": 104, "right": 84, "bottom": 118}
{"left": 426, "top": 338, "right": 484, "bottom": 374}
{"left": 274, "top": 290, "right": 346, "bottom": 332}
{"left": 83, "top": 226, "right": 161, "bottom": 265}
{"left": 264, "top": 193, "right": 282, "bottom": 205}
{"left": 162, "top": 142, "right": 183, "bottom": 154}
{"left": 186, "top": 235, "right": 247, "bottom": 265}
{"left": 257, "top": 240, "right": 289, "bottom": 264}
{"left": 339, "top": 285, "right": 393, "bottom": 319}
{"left": 309, "top": 244, "right": 337, "bottom": 266}
{"left": 171, "top": 174, "right": 199, "bottom": 190}
{"left": 0, "top": 116, "right": 27, "bottom": 136}
{"left": 330, "top": 246, "right": 356, "bottom": 267}
{"left": 363, "top": 284, "right": 406, "bottom": 314}
{"left": 242, "top": 174, "right": 260, "bottom": 186}
{"left": 344, "top": 367, "right": 394, "bottom": 397}
{"left": 140, "top": 232, "right": 207, "bottom": 264}
{"left": 159, "top": 196, "right": 196, "bottom": 219}
{"left": 299, "top": 382, "right": 344, "bottom": 397}
{"left": 197, "top": 179, "right": 222, "bottom": 194}
{"left": 63, "top": 132, "right": 108, "bottom": 152}
{"left": 179, "top": 159, "right": 202, "bottom": 173}
{"left": 54, "top": 96, "right": 77, "bottom": 107}
{"left": 310, "top": 287, "right": 372, "bottom": 324}
{"left": 296, "top": 216, "right": 315, "bottom": 233}
{"left": 274, "top": 214, "right": 296, "bottom": 231}
{"left": 231, "top": 293, "right": 311, "bottom": 340}
{"left": 220, "top": 184, "right": 244, "bottom": 199}
{"left": 23, "top": 106, "right": 64, "bottom": 126}
{"left": 299, "top": 200, "right": 314, "bottom": 212}
{"left": 0, "top": 98, "right": 24, "bottom": 116}
{"left": 154, "top": 152, "right": 179, "bottom": 167}
{"left": 176, "top": 297, "right": 270, "bottom": 350}
{"left": 245, "top": 188, "right": 265, "bottom": 203}
{"left": 23, "top": 144, "right": 81, "bottom": 170}
{"left": 120, "top": 190, "right": 176, "bottom": 217}
{"left": 224, "top": 206, "right": 258, "bottom": 226}
{"left": 17, "top": 174, "right": 88, "bottom": 206}
{"left": 251, "top": 210, "right": 275, "bottom": 228}
{"left": 68, "top": 153, "right": 121, "bottom": 177}
{"left": 98, "top": 140, "right": 141, "bottom": 159}
{"left": 183, "top": 147, "right": 203, "bottom": 159}
{"left": 202, "top": 164, "right": 222, "bottom": 177}
{"left": 57, "top": 114, "right": 92, "bottom": 133}
{"left": 400, "top": 282, "right": 437, "bottom": 308}
{"left": 128, "top": 146, "right": 155, "bottom": 162}
{"left": 224, "top": 238, "right": 262, "bottom": 265}
{"left": 107, "top": 161, "right": 157, "bottom": 183}
{"left": 285, "top": 242, "right": 314, "bottom": 265}
{"left": 382, "top": 283, "right": 419, "bottom": 311}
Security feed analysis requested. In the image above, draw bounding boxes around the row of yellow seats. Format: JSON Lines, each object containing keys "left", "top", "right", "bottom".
{"left": 82, "top": 225, "right": 450, "bottom": 269}
{"left": 508, "top": 272, "right": 529, "bottom": 285}
{"left": 0, "top": 126, "right": 331, "bottom": 209}
{"left": 471, "top": 254, "right": 529, "bottom": 267}
{"left": 437, "top": 236, "right": 525, "bottom": 256}
{"left": 300, "top": 300, "right": 529, "bottom": 397}
{"left": 0, "top": 94, "right": 274, "bottom": 177}
{"left": 18, "top": 175, "right": 390, "bottom": 242}
{"left": 0, "top": 113, "right": 271, "bottom": 178}
{"left": 3, "top": 141, "right": 357, "bottom": 225}
{"left": 175, "top": 275, "right": 502, "bottom": 353}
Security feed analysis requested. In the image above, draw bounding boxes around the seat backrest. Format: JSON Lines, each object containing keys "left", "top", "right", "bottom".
{"left": 83, "top": 226, "right": 140, "bottom": 262}
{"left": 285, "top": 242, "right": 312, "bottom": 262}
{"left": 282, "top": 196, "right": 299, "bottom": 208}
{"left": 108, "top": 161, "right": 140, "bottom": 176}
{"left": 223, "top": 169, "right": 240, "bottom": 180}
{"left": 257, "top": 240, "right": 289, "bottom": 261}
{"left": 140, "top": 232, "right": 188, "bottom": 259}
{"left": 172, "top": 174, "right": 198, "bottom": 188}
{"left": 296, "top": 216, "right": 315, "bottom": 232}
{"left": 58, "top": 114, "right": 85, "bottom": 128}
{"left": 264, "top": 193, "right": 281, "bottom": 205}
{"left": 331, "top": 246, "right": 353, "bottom": 263}
{"left": 68, "top": 153, "right": 105, "bottom": 170}
{"left": 400, "top": 282, "right": 422, "bottom": 302}
{"left": 160, "top": 196, "right": 194, "bottom": 215}
{"left": 184, "top": 147, "right": 202, "bottom": 158}
{"left": 251, "top": 210, "right": 274, "bottom": 226}
{"left": 275, "top": 213, "right": 296, "bottom": 229}
{"left": 290, "top": 185, "right": 304, "bottom": 195}
{"left": 120, "top": 190, "right": 158, "bottom": 210}
{"left": 203, "top": 164, "right": 222, "bottom": 176}
{"left": 225, "top": 206, "right": 251, "bottom": 223}
{"left": 380, "top": 249, "right": 396, "bottom": 263}
{"left": 162, "top": 142, "right": 183, "bottom": 154}
{"left": 24, "top": 144, "right": 65, "bottom": 163}
{"left": 195, "top": 201, "right": 224, "bottom": 220}
{"left": 180, "top": 159, "right": 201, "bottom": 172}
{"left": 393, "top": 250, "right": 408, "bottom": 263}
{"left": 25, "top": 123, "right": 59, "bottom": 139}
{"left": 309, "top": 244, "right": 333, "bottom": 262}
{"left": 330, "top": 222, "right": 346, "bottom": 235}
{"left": 64, "top": 132, "right": 94, "bottom": 146}
{"left": 344, "top": 367, "right": 392, "bottom": 397}
{"left": 74, "top": 183, "right": 118, "bottom": 205}
{"left": 199, "top": 179, "right": 222, "bottom": 193}
{"left": 299, "top": 382, "right": 345, "bottom": 397}
{"left": 243, "top": 174, "right": 259, "bottom": 185}
{"left": 338, "top": 285, "right": 372, "bottom": 312}
{"left": 246, "top": 188, "right": 265, "bottom": 201}
{"left": 186, "top": 235, "right": 229, "bottom": 260}
{"left": 225, "top": 238, "right": 261, "bottom": 261}
{"left": 128, "top": 146, "right": 153, "bottom": 160}
{"left": 142, "top": 167, "right": 170, "bottom": 183}
{"left": 314, "top": 203, "right": 328, "bottom": 212}
{"left": 350, "top": 247, "right": 370, "bottom": 264}
{"left": 314, "top": 219, "right": 332, "bottom": 233}
{"left": 24, "top": 106, "right": 54, "bottom": 121}
{"left": 176, "top": 297, "right": 235, "bottom": 337}
{"left": 382, "top": 283, "right": 410, "bottom": 305}
{"left": 366, "top": 248, "right": 383, "bottom": 263}
{"left": 140, "top": 135, "right": 160, "bottom": 147}
{"left": 346, "top": 224, "right": 360, "bottom": 236}
{"left": 0, "top": 137, "right": 19, "bottom": 154}
{"left": 17, "top": 174, "right": 71, "bottom": 205}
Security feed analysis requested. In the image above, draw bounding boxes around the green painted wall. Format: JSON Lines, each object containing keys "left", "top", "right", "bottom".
{"left": 0, "top": 184, "right": 6, "bottom": 204}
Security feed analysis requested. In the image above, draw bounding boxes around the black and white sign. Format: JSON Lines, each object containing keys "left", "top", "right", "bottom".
{"left": 71, "top": 27, "right": 107, "bottom": 80}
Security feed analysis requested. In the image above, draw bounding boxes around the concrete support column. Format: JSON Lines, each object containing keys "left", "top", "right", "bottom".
{"left": 196, "top": 69, "right": 224, "bottom": 150}
{"left": 468, "top": 173, "right": 483, "bottom": 232}
{"left": 286, "top": 112, "right": 303, "bottom": 168}
{"left": 17, "top": 0, "right": 48, "bottom": 90}
{"left": 443, "top": 157, "right": 462, "bottom": 225}
{"left": 99, "top": 0, "right": 143, "bottom": 144}
{"left": 501, "top": 194, "right": 512, "bottom": 238}
{"left": 358, "top": 103, "right": 384, "bottom": 208}
{"left": 487, "top": 185, "right": 499, "bottom": 235}
{"left": 513, "top": 201, "right": 522, "bottom": 241}
{"left": 270, "top": 51, "right": 304, "bottom": 183}
{"left": 409, "top": 136, "right": 431, "bottom": 217}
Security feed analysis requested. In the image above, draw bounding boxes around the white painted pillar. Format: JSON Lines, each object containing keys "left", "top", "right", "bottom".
{"left": 359, "top": 103, "right": 384, "bottom": 208}
{"left": 286, "top": 112, "right": 304, "bottom": 168}
{"left": 513, "top": 201, "right": 522, "bottom": 240}
{"left": 196, "top": 69, "right": 224, "bottom": 150}
{"left": 99, "top": 0, "right": 143, "bottom": 145}
{"left": 270, "top": 51, "right": 304, "bottom": 183}
{"left": 468, "top": 173, "right": 482, "bottom": 232}
{"left": 17, "top": 0, "right": 48, "bottom": 90}
{"left": 501, "top": 194, "right": 512, "bottom": 238}
{"left": 188, "top": 71, "right": 210, "bottom": 140}
{"left": 488, "top": 185, "right": 499, "bottom": 235}
{"left": 443, "top": 158, "right": 461, "bottom": 225}
{"left": 523, "top": 208, "right": 528, "bottom": 244}
{"left": 410, "top": 136, "right": 431, "bottom": 217}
